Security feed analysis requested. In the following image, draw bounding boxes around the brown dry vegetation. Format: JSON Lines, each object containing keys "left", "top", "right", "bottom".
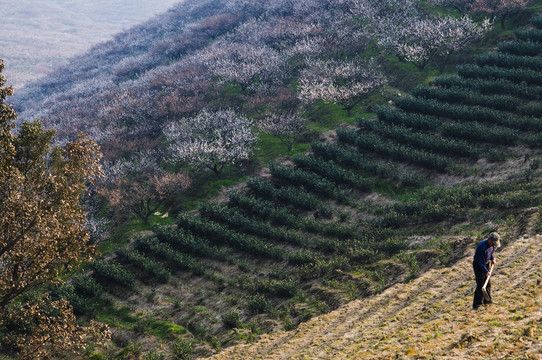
{"left": 205, "top": 209, "right": 542, "bottom": 360}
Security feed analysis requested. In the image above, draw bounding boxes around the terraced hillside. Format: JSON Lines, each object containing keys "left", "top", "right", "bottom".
{"left": 46, "top": 13, "right": 542, "bottom": 359}
{"left": 206, "top": 209, "right": 542, "bottom": 360}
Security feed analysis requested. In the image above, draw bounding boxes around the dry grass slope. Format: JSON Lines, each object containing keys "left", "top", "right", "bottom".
{"left": 206, "top": 210, "right": 542, "bottom": 360}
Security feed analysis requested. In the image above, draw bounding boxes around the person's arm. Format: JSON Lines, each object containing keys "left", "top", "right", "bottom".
{"left": 489, "top": 247, "right": 496, "bottom": 264}
{"left": 474, "top": 243, "right": 489, "bottom": 273}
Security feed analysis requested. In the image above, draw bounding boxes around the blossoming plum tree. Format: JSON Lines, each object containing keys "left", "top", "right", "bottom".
{"left": 297, "top": 57, "right": 386, "bottom": 116}
{"left": 164, "top": 109, "right": 258, "bottom": 175}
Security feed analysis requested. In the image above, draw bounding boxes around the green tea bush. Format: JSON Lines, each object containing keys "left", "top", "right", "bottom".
{"left": 229, "top": 191, "right": 358, "bottom": 240}
{"left": 90, "top": 260, "right": 136, "bottom": 289}
{"left": 498, "top": 40, "right": 542, "bottom": 56}
{"left": 269, "top": 163, "right": 351, "bottom": 202}
{"left": 311, "top": 141, "right": 423, "bottom": 185}
{"left": 433, "top": 75, "right": 542, "bottom": 100}
{"left": 376, "top": 106, "right": 439, "bottom": 130}
{"left": 72, "top": 274, "right": 103, "bottom": 298}
{"left": 359, "top": 119, "right": 482, "bottom": 159}
{"left": 172, "top": 338, "right": 193, "bottom": 360}
{"left": 457, "top": 64, "right": 542, "bottom": 86}
{"left": 176, "top": 213, "right": 286, "bottom": 260}
{"left": 115, "top": 249, "right": 171, "bottom": 283}
{"left": 221, "top": 309, "right": 242, "bottom": 328}
{"left": 337, "top": 127, "right": 451, "bottom": 171}
{"left": 228, "top": 192, "right": 298, "bottom": 227}
{"left": 287, "top": 248, "right": 324, "bottom": 265}
{"left": 474, "top": 52, "right": 542, "bottom": 71}
{"left": 246, "top": 294, "right": 272, "bottom": 314}
{"left": 412, "top": 85, "right": 521, "bottom": 111}
{"left": 515, "top": 29, "right": 542, "bottom": 43}
{"left": 438, "top": 121, "right": 519, "bottom": 145}
{"left": 518, "top": 103, "right": 542, "bottom": 117}
{"left": 152, "top": 224, "right": 230, "bottom": 261}
{"left": 297, "top": 256, "right": 351, "bottom": 279}
{"left": 246, "top": 278, "right": 299, "bottom": 298}
{"left": 395, "top": 96, "right": 542, "bottom": 131}
{"left": 479, "top": 191, "right": 539, "bottom": 209}
{"left": 246, "top": 177, "right": 332, "bottom": 216}
{"left": 49, "top": 283, "right": 94, "bottom": 315}
{"left": 133, "top": 234, "right": 204, "bottom": 274}
{"left": 376, "top": 106, "right": 518, "bottom": 146}
{"left": 292, "top": 155, "right": 375, "bottom": 191}
{"left": 199, "top": 202, "right": 309, "bottom": 248}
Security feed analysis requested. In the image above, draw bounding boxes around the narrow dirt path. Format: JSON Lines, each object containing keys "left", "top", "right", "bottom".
{"left": 205, "top": 212, "right": 542, "bottom": 360}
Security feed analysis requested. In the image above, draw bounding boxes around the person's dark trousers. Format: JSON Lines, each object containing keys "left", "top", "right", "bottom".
{"left": 473, "top": 268, "right": 491, "bottom": 309}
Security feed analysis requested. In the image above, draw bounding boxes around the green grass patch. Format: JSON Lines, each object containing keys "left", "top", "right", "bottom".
{"left": 98, "top": 215, "right": 174, "bottom": 254}
{"left": 306, "top": 101, "right": 354, "bottom": 130}
{"left": 182, "top": 172, "right": 248, "bottom": 211}
{"left": 253, "top": 132, "right": 311, "bottom": 166}
{"left": 135, "top": 318, "right": 187, "bottom": 339}
{"left": 93, "top": 302, "right": 138, "bottom": 329}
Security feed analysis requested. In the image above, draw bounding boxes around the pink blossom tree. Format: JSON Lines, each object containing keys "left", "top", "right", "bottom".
{"left": 100, "top": 150, "right": 191, "bottom": 224}
{"left": 164, "top": 109, "right": 258, "bottom": 175}
{"left": 471, "top": 0, "right": 530, "bottom": 29}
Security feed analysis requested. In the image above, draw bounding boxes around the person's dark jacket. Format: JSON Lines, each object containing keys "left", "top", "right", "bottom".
{"left": 473, "top": 239, "right": 494, "bottom": 274}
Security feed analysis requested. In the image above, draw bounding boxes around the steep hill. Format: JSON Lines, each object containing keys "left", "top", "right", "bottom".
{"left": 4, "top": 1, "right": 542, "bottom": 359}
{"left": 0, "top": 0, "right": 179, "bottom": 89}
{"left": 206, "top": 209, "right": 542, "bottom": 359}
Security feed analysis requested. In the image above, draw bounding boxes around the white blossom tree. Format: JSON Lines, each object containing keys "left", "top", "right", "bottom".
{"left": 204, "top": 41, "right": 286, "bottom": 90}
{"left": 258, "top": 112, "right": 307, "bottom": 151}
{"left": 164, "top": 109, "right": 258, "bottom": 175}
{"left": 375, "top": 15, "right": 491, "bottom": 72}
{"left": 297, "top": 57, "right": 386, "bottom": 116}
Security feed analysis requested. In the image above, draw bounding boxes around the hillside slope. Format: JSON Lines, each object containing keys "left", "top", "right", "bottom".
{"left": 206, "top": 209, "right": 542, "bottom": 360}
{"left": 0, "top": 0, "right": 179, "bottom": 89}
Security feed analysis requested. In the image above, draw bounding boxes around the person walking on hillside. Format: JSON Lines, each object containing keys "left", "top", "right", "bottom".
{"left": 473, "top": 232, "right": 501, "bottom": 310}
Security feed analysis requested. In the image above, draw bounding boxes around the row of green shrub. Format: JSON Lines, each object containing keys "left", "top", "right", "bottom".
{"left": 237, "top": 276, "right": 299, "bottom": 298}
{"left": 269, "top": 163, "right": 351, "bottom": 203}
{"left": 474, "top": 52, "right": 542, "bottom": 72}
{"left": 479, "top": 191, "right": 540, "bottom": 209}
{"left": 336, "top": 127, "right": 452, "bottom": 171}
{"left": 199, "top": 202, "right": 317, "bottom": 250}
{"left": 176, "top": 213, "right": 286, "bottom": 260}
{"left": 115, "top": 249, "right": 171, "bottom": 283}
{"left": 228, "top": 192, "right": 358, "bottom": 239}
{"left": 368, "top": 181, "right": 515, "bottom": 228}
{"left": 49, "top": 276, "right": 104, "bottom": 315}
{"left": 375, "top": 106, "right": 519, "bottom": 145}
{"left": 498, "top": 40, "right": 542, "bottom": 56}
{"left": 133, "top": 234, "right": 207, "bottom": 276}
{"left": 412, "top": 85, "right": 521, "bottom": 111}
{"left": 90, "top": 260, "right": 136, "bottom": 289}
{"left": 292, "top": 154, "right": 375, "bottom": 191}
{"left": 517, "top": 102, "right": 542, "bottom": 118}
{"left": 310, "top": 141, "right": 425, "bottom": 187}
{"left": 359, "top": 119, "right": 481, "bottom": 159}
{"left": 153, "top": 224, "right": 232, "bottom": 263}
{"left": 433, "top": 75, "right": 542, "bottom": 100}
{"left": 246, "top": 177, "right": 332, "bottom": 217}
{"left": 394, "top": 95, "right": 542, "bottom": 131}
{"left": 457, "top": 64, "right": 542, "bottom": 86}
{"left": 515, "top": 28, "right": 542, "bottom": 43}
